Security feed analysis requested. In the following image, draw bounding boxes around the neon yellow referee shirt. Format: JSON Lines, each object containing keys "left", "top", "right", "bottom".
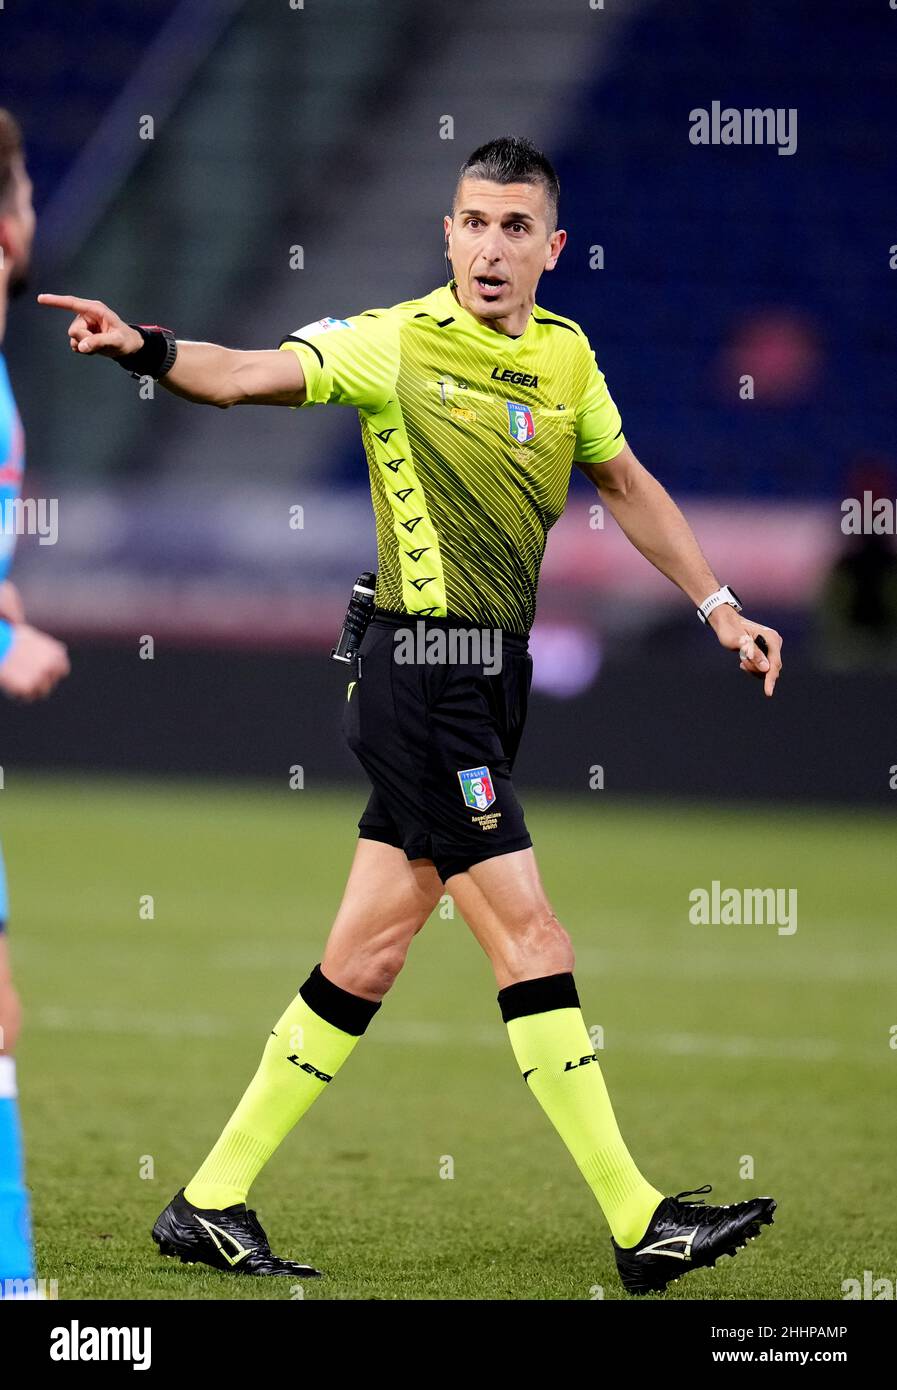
{"left": 279, "top": 278, "right": 625, "bottom": 634}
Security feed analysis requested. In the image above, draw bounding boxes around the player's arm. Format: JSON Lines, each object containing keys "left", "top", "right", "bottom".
{"left": 36, "top": 294, "right": 306, "bottom": 407}
{"left": 0, "top": 623, "right": 70, "bottom": 701}
{"left": 0, "top": 580, "right": 25, "bottom": 626}
{"left": 0, "top": 583, "right": 69, "bottom": 701}
{"left": 576, "top": 443, "right": 783, "bottom": 697}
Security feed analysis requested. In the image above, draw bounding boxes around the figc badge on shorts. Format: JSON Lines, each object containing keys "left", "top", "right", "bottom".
{"left": 506, "top": 401, "right": 535, "bottom": 444}
{"left": 458, "top": 766, "right": 496, "bottom": 810}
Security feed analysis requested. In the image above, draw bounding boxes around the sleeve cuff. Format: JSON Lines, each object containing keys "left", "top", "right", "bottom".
{"left": 575, "top": 430, "right": 626, "bottom": 466}
{"left": 278, "top": 338, "right": 325, "bottom": 407}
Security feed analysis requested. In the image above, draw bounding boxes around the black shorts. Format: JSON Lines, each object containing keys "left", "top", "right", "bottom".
{"left": 342, "top": 609, "right": 534, "bottom": 882}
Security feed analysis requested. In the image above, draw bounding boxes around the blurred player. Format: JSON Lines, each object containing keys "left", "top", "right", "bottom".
{"left": 39, "top": 137, "right": 782, "bottom": 1295}
{"left": 0, "top": 110, "right": 70, "bottom": 1298}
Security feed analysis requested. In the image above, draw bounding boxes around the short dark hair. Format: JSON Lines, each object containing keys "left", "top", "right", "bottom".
{"left": 456, "top": 136, "right": 560, "bottom": 232}
{"left": 0, "top": 109, "right": 24, "bottom": 210}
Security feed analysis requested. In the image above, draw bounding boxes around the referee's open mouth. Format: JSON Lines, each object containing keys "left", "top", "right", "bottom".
{"left": 474, "top": 274, "right": 507, "bottom": 301}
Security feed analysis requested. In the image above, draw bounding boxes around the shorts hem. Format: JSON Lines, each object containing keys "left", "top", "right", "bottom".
{"left": 358, "top": 825, "right": 433, "bottom": 863}
{"left": 436, "top": 833, "right": 533, "bottom": 883}
{"left": 357, "top": 824, "right": 402, "bottom": 849}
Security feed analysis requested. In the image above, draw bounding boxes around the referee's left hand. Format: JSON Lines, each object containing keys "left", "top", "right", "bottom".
{"left": 708, "top": 606, "right": 783, "bottom": 698}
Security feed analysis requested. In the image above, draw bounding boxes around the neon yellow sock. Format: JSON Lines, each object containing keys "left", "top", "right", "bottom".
{"left": 185, "top": 969, "right": 374, "bottom": 1209}
{"left": 505, "top": 995, "right": 663, "bottom": 1247}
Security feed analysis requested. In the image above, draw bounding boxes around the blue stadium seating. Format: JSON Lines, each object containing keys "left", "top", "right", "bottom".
{"left": 552, "top": 0, "right": 896, "bottom": 498}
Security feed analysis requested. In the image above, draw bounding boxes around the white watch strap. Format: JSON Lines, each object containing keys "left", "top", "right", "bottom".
{"left": 697, "top": 584, "right": 742, "bottom": 624}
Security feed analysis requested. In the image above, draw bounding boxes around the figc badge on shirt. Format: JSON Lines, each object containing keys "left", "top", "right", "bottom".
{"left": 290, "top": 317, "right": 353, "bottom": 338}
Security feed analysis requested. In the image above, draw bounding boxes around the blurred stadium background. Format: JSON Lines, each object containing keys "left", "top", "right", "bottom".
{"left": 2, "top": 0, "right": 895, "bottom": 1301}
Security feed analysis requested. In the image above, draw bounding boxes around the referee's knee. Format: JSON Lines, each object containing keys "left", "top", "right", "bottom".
{"left": 326, "top": 939, "right": 411, "bottom": 1002}
{"left": 365, "top": 943, "right": 409, "bottom": 998}
{"left": 495, "top": 911, "right": 575, "bottom": 982}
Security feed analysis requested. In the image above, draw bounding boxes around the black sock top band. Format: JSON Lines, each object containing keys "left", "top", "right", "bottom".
{"left": 497, "top": 971, "right": 580, "bottom": 1024}
{"left": 299, "top": 963, "right": 381, "bottom": 1036}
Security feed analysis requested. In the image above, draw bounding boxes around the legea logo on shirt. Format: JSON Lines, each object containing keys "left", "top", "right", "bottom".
{"left": 291, "top": 317, "right": 353, "bottom": 338}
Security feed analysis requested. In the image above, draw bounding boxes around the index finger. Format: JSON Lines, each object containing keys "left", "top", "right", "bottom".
{"left": 763, "top": 642, "right": 783, "bottom": 697}
{"left": 764, "top": 662, "right": 780, "bottom": 698}
{"left": 37, "top": 293, "right": 98, "bottom": 313}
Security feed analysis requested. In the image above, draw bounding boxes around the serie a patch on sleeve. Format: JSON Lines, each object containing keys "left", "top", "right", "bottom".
{"left": 290, "top": 317, "right": 354, "bottom": 338}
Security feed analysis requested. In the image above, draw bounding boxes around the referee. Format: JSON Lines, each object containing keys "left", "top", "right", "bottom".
{"left": 40, "top": 136, "right": 783, "bottom": 1295}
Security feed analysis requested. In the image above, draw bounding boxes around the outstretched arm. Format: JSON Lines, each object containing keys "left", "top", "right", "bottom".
{"left": 576, "top": 442, "right": 784, "bottom": 697}
{"left": 37, "top": 294, "right": 306, "bottom": 408}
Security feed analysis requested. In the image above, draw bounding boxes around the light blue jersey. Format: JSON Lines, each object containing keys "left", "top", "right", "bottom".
{"left": 0, "top": 347, "right": 33, "bottom": 1291}
{"left": 0, "top": 352, "right": 24, "bottom": 666}
{"left": 0, "top": 348, "right": 35, "bottom": 1290}
{"left": 0, "top": 352, "right": 24, "bottom": 929}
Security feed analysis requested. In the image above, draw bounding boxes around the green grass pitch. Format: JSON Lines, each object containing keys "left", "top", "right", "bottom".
{"left": 4, "top": 776, "right": 893, "bottom": 1300}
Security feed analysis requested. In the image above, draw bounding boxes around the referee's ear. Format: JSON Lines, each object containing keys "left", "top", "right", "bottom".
{"left": 545, "top": 227, "right": 567, "bottom": 269}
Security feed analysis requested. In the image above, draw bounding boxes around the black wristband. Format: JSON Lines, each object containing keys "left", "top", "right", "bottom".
{"left": 116, "top": 324, "right": 178, "bottom": 380}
